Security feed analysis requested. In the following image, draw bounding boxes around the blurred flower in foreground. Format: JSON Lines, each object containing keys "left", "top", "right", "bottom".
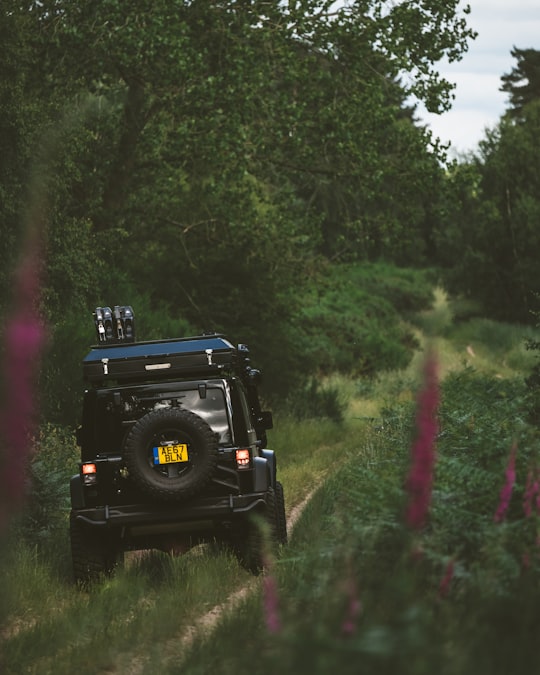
{"left": 263, "top": 569, "right": 281, "bottom": 634}
{"left": 256, "top": 516, "right": 281, "bottom": 634}
{"left": 523, "top": 467, "right": 540, "bottom": 518}
{"left": 341, "top": 576, "right": 362, "bottom": 636}
{"left": 405, "top": 349, "right": 439, "bottom": 531}
{"left": 0, "top": 236, "right": 46, "bottom": 532}
{"left": 494, "top": 442, "right": 517, "bottom": 524}
{"left": 438, "top": 558, "right": 455, "bottom": 599}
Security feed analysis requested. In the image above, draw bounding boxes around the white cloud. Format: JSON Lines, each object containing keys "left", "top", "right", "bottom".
{"left": 423, "top": 109, "right": 498, "bottom": 156}
{"left": 416, "top": 1, "right": 540, "bottom": 153}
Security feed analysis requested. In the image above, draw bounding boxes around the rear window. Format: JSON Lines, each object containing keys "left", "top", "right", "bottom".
{"left": 175, "top": 388, "right": 231, "bottom": 444}
{"left": 88, "top": 383, "right": 233, "bottom": 455}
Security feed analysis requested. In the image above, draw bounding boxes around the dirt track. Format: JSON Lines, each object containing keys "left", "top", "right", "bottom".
{"left": 123, "top": 487, "right": 318, "bottom": 674}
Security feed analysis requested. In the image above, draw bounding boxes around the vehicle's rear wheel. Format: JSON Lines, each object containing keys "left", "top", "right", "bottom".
{"left": 123, "top": 408, "right": 219, "bottom": 502}
{"left": 235, "top": 484, "right": 287, "bottom": 574}
{"left": 70, "top": 513, "right": 124, "bottom": 586}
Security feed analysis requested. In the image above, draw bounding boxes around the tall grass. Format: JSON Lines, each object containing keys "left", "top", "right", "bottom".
{"left": 1, "top": 547, "right": 250, "bottom": 674}
{"left": 179, "top": 359, "right": 540, "bottom": 675}
{"left": 4, "top": 292, "right": 540, "bottom": 673}
{"left": 0, "top": 409, "right": 369, "bottom": 673}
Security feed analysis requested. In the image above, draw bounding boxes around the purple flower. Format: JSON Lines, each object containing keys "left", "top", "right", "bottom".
{"left": 263, "top": 572, "right": 281, "bottom": 634}
{"left": 523, "top": 471, "right": 534, "bottom": 518}
{"left": 405, "top": 349, "right": 439, "bottom": 531}
{"left": 522, "top": 469, "right": 540, "bottom": 518}
{"left": 341, "top": 578, "right": 362, "bottom": 636}
{"left": 494, "top": 443, "right": 517, "bottom": 523}
{"left": 0, "top": 243, "right": 46, "bottom": 529}
{"left": 438, "top": 558, "right": 455, "bottom": 599}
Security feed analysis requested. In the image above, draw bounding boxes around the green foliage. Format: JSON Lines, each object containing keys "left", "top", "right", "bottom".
{"left": 522, "top": 305, "right": 540, "bottom": 425}
{"left": 178, "top": 367, "right": 540, "bottom": 675}
{"left": 500, "top": 47, "right": 540, "bottom": 120}
{"left": 437, "top": 55, "right": 540, "bottom": 323}
{"left": 445, "top": 318, "right": 540, "bottom": 371}
{"left": 6, "top": 314, "right": 540, "bottom": 672}
{"left": 299, "top": 263, "right": 432, "bottom": 377}
{"left": 0, "top": 0, "right": 479, "bottom": 410}
{"left": 13, "top": 426, "right": 78, "bottom": 567}
{"left": 434, "top": 370, "right": 533, "bottom": 558}
{"left": 284, "top": 379, "right": 347, "bottom": 424}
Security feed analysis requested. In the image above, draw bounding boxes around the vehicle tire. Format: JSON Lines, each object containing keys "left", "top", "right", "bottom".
{"left": 236, "top": 485, "right": 287, "bottom": 575}
{"left": 123, "top": 408, "right": 219, "bottom": 502}
{"left": 70, "top": 513, "right": 124, "bottom": 586}
{"left": 234, "top": 514, "right": 266, "bottom": 575}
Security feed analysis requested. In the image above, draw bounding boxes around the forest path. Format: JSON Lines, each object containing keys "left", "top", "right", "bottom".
{"left": 120, "top": 487, "right": 319, "bottom": 675}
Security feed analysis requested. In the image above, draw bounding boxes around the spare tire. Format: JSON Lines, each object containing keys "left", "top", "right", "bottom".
{"left": 123, "top": 408, "right": 219, "bottom": 502}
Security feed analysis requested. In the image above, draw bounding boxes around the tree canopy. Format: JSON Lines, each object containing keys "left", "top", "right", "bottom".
{"left": 0, "top": 0, "right": 478, "bottom": 422}
{"left": 437, "top": 47, "right": 540, "bottom": 323}
{"left": 501, "top": 47, "right": 540, "bottom": 120}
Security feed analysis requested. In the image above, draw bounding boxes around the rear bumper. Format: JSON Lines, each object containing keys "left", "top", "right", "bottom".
{"left": 72, "top": 492, "right": 267, "bottom": 530}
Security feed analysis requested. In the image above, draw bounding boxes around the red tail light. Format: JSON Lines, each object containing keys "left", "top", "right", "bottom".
{"left": 235, "top": 449, "right": 250, "bottom": 469}
{"left": 82, "top": 462, "right": 97, "bottom": 485}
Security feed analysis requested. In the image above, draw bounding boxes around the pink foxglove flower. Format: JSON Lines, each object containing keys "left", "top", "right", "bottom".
{"left": 494, "top": 443, "right": 517, "bottom": 523}
{"left": 405, "top": 349, "right": 439, "bottom": 530}
{"left": 341, "top": 577, "right": 362, "bottom": 636}
{"left": 0, "top": 240, "right": 46, "bottom": 530}
{"left": 438, "top": 558, "right": 455, "bottom": 599}
{"left": 257, "top": 518, "right": 281, "bottom": 634}
{"left": 523, "top": 469, "right": 540, "bottom": 518}
{"left": 263, "top": 570, "right": 281, "bottom": 634}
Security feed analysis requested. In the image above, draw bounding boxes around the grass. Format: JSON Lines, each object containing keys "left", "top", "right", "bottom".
{"left": 268, "top": 415, "right": 368, "bottom": 499}
{"left": 3, "top": 288, "right": 540, "bottom": 673}
{"left": 179, "top": 370, "right": 540, "bottom": 675}
{"left": 1, "top": 546, "right": 249, "bottom": 674}
{"left": 0, "top": 411, "right": 370, "bottom": 674}
{"left": 178, "top": 291, "right": 540, "bottom": 675}
{"left": 413, "top": 288, "right": 540, "bottom": 377}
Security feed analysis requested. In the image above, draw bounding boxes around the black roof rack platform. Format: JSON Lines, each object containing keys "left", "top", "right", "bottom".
{"left": 83, "top": 335, "right": 237, "bottom": 384}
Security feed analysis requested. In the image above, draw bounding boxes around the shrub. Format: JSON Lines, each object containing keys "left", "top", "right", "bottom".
{"left": 14, "top": 425, "right": 78, "bottom": 561}
{"left": 299, "top": 262, "right": 430, "bottom": 377}
{"left": 283, "top": 379, "right": 346, "bottom": 423}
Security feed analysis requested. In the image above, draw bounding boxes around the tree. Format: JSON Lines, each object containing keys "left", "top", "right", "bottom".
{"left": 0, "top": 7, "right": 46, "bottom": 304}
{"left": 501, "top": 47, "right": 540, "bottom": 120}
{"left": 1, "top": 1, "right": 477, "bottom": 419}
{"left": 26, "top": 0, "right": 475, "bottom": 268}
{"left": 439, "top": 100, "right": 540, "bottom": 323}
{"left": 437, "top": 46, "right": 540, "bottom": 323}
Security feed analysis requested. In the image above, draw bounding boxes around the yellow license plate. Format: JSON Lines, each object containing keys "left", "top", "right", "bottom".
{"left": 153, "top": 443, "right": 188, "bottom": 465}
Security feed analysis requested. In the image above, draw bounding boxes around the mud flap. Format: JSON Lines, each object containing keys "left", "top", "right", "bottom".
{"left": 253, "top": 456, "right": 270, "bottom": 492}
{"left": 70, "top": 474, "right": 86, "bottom": 509}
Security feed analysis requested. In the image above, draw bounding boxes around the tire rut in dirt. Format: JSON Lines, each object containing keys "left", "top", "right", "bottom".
{"left": 274, "top": 480, "right": 288, "bottom": 545}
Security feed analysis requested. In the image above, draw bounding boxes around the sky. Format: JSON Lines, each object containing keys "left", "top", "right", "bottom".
{"left": 417, "top": 0, "right": 540, "bottom": 156}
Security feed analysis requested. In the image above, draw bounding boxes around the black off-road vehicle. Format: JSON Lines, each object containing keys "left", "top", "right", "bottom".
{"left": 69, "top": 306, "right": 287, "bottom": 584}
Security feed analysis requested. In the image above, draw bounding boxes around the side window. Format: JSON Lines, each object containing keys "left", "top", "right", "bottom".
{"left": 92, "top": 394, "right": 125, "bottom": 456}
{"left": 229, "top": 382, "right": 257, "bottom": 446}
